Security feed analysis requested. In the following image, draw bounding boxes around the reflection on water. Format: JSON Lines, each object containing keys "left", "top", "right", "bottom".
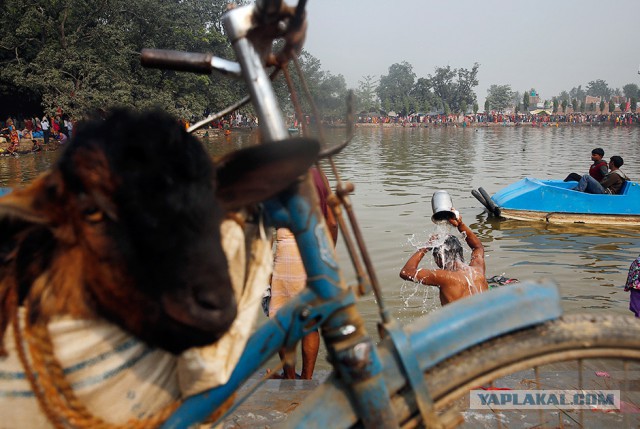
{"left": 2, "top": 126, "right": 639, "bottom": 341}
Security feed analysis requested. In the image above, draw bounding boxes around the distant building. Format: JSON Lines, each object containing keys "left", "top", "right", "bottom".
{"left": 585, "top": 96, "right": 601, "bottom": 112}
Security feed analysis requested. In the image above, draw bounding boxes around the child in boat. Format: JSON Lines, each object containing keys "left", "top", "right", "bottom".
{"left": 625, "top": 254, "right": 640, "bottom": 317}
{"left": 399, "top": 212, "right": 488, "bottom": 306}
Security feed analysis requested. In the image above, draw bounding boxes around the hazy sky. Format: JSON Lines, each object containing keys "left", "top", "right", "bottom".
{"left": 304, "top": 0, "right": 640, "bottom": 104}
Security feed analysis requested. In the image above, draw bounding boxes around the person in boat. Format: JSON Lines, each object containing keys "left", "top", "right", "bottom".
{"left": 573, "top": 155, "right": 629, "bottom": 195}
{"left": 399, "top": 212, "right": 488, "bottom": 306}
{"left": 564, "top": 147, "right": 608, "bottom": 182}
{"left": 625, "top": 254, "right": 640, "bottom": 317}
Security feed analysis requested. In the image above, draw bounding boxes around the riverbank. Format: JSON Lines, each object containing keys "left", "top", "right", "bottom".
{"left": 0, "top": 137, "right": 62, "bottom": 156}
{"left": 350, "top": 121, "right": 639, "bottom": 129}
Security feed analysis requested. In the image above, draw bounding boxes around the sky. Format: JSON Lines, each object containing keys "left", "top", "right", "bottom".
{"left": 303, "top": 0, "right": 640, "bottom": 104}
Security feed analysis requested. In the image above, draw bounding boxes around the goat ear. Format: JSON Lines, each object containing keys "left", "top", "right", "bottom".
{"left": 0, "top": 175, "right": 58, "bottom": 226}
{"left": 214, "top": 138, "right": 320, "bottom": 211}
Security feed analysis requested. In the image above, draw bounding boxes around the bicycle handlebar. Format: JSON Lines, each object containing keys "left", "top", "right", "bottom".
{"left": 140, "top": 49, "right": 212, "bottom": 74}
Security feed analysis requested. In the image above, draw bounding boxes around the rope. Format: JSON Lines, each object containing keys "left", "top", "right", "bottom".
{"left": 12, "top": 297, "right": 182, "bottom": 429}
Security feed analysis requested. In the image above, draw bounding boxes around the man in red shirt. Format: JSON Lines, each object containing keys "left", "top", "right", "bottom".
{"left": 564, "top": 147, "right": 607, "bottom": 182}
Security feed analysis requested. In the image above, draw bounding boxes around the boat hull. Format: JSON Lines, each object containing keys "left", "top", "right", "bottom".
{"left": 488, "top": 178, "right": 640, "bottom": 225}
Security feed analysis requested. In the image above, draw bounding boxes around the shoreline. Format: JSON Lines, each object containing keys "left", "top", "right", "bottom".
{"left": 349, "top": 121, "right": 639, "bottom": 129}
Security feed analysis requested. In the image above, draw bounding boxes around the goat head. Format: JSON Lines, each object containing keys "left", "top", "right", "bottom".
{"left": 0, "top": 109, "right": 319, "bottom": 354}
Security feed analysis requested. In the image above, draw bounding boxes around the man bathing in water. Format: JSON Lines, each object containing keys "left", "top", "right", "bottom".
{"left": 400, "top": 213, "right": 488, "bottom": 305}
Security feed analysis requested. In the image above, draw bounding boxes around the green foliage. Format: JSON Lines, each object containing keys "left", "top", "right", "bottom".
{"left": 0, "top": 0, "right": 235, "bottom": 119}
{"left": 355, "top": 75, "right": 379, "bottom": 113}
{"left": 523, "top": 92, "right": 530, "bottom": 111}
{"left": 484, "top": 98, "right": 489, "bottom": 113}
{"left": 562, "top": 99, "right": 568, "bottom": 113}
{"left": 609, "top": 99, "right": 615, "bottom": 112}
{"left": 427, "top": 63, "right": 478, "bottom": 114}
{"left": 273, "top": 50, "right": 348, "bottom": 119}
{"left": 599, "top": 100, "right": 605, "bottom": 113}
{"left": 586, "top": 79, "right": 611, "bottom": 100}
{"left": 473, "top": 102, "right": 478, "bottom": 114}
{"left": 552, "top": 98, "right": 558, "bottom": 113}
{"left": 623, "top": 84, "right": 639, "bottom": 100}
{"left": 569, "top": 86, "right": 586, "bottom": 103}
{"left": 572, "top": 98, "right": 579, "bottom": 112}
{"left": 411, "top": 77, "right": 436, "bottom": 113}
{"left": 631, "top": 97, "right": 638, "bottom": 112}
{"left": 376, "top": 61, "right": 416, "bottom": 115}
{"left": 486, "top": 84, "right": 513, "bottom": 113}
{"left": 374, "top": 61, "right": 479, "bottom": 116}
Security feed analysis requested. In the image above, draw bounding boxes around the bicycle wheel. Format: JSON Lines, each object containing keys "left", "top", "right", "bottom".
{"left": 390, "top": 314, "right": 640, "bottom": 428}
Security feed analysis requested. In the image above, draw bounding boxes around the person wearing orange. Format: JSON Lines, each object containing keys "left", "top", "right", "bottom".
{"left": 268, "top": 167, "right": 337, "bottom": 379}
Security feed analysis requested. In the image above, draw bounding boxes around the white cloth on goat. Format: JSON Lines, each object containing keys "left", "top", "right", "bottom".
{"left": 1, "top": 310, "right": 179, "bottom": 427}
{"left": 177, "top": 217, "right": 273, "bottom": 396}
{"left": 0, "top": 218, "right": 272, "bottom": 427}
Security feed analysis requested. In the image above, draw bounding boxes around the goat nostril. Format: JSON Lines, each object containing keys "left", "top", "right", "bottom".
{"left": 194, "top": 291, "right": 221, "bottom": 311}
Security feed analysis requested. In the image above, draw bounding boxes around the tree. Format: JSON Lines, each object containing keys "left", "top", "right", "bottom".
{"left": 274, "top": 50, "right": 348, "bottom": 119}
{"left": 552, "top": 98, "right": 558, "bottom": 113}
{"left": 572, "top": 98, "right": 579, "bottom": 112}
{"left": 377, "top": 61, "right": 416, "bottom": 115}
{"left": 512, "top": 91, "right": 521, "bottom": 111}
{"left": 459, "top": 100, "right": 468, "bottom": 115}
{"left": 410, "top": 77, "right": 436, "bottom": 113}
{"left": 0, "top": 0, "right": 236, "bottom": 119}
{"left": 473, "top": 102, "right": 479, "bottom": 114}
{"left": 355, "top": 75, "right": 379, "bottom": 113}
{"left": 315, "top": 72, "right": 348, "bottom": 116}
{"left": 569, "top": 86, "right": 586, "bottom": 103}
{"left": 623, "top": 83, "right": 639, "bottom": 100}
{"left": 486, "top": 84, "right": 514, "bottom": 113}
{"left": 609, "top": 99, "right": 615, "bottom": 113}
{"left": 523, "top": 92, "right": 530, "bottom": 112}
{"left": 484, "top": 99, "right": 490, "bottom": 113}
{"left": 579, "top": 101, "right": 585, "bottom": 112}
{"left": 427, "top": 63, "right": 479, "bottom": 114}
{"left": 558, "top": 91, "right": 571, "bottom": 102}
{"left": 561, "top": 99, "right": 568, "bottom": 113}
{"left": 599, "top": 100, "right": 606, "bottom": 113}
{"left": 631, "top": 97, "right": 638, "bottom": 112}
{"left": 586, "top": 79, "right": 611, "bottom": 100}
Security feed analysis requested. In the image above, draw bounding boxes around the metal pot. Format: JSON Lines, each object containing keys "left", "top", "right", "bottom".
{"left": 431, "top": 190, "right": 455, "bottom": 223}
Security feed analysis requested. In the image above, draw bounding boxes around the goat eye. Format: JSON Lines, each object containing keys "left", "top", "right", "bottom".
{"left": 83, "top": 206, "right": 104, "bottom": 223}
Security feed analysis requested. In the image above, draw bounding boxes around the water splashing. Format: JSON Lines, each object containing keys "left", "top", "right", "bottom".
{"left": 400, "top": 223, "right": 482, "bottom": 320}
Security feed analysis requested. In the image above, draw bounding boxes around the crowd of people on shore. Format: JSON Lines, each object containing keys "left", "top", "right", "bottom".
{"left": 357, "top": 111, "right": 640, "bottom": 127}
{"left": 1, "top": 114, "right": 73, "bottom": 154}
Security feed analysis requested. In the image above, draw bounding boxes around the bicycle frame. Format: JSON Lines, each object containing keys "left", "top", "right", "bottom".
{"left": 160, "top": 2, "right": 564, "bottom": 428}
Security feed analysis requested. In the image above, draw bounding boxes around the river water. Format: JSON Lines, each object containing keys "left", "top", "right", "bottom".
{"left": 2, "top": 125, "right": 639, "bottom": 354}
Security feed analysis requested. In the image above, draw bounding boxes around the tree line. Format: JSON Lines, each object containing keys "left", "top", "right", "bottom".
{"left": 355, "top": 61, "right": 480, "bottom": 117}
{"left": 485, "top": 80, "right": 640, "bottom": 114}
{"left": 4, "top": 0, "right": 631, "bottom": 121}
{"left": 0, "top": 0, "right": 350, "bottom": 121}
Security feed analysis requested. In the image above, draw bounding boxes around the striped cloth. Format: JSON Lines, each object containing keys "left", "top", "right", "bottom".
{"left": 0, "top": 218, "right": 272, "bottom": 428}
{"left": 268, "top": 228, "right": 307, "bottom": 318}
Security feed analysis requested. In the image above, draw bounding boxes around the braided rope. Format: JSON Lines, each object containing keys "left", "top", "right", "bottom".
{"left": 13, "top": 298, "right": 182, "bottom": 429}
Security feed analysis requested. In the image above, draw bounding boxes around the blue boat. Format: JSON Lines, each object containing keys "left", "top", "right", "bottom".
{"left": 473, "top": 178, "right": 640, "bottom": 225}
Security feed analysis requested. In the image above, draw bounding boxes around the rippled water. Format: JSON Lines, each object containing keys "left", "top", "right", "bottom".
{"left": 2, "top": 125, "right": 639, "bottom": 338}
{"left": 321, "top": 125, "right": 640, "bottom": 328}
